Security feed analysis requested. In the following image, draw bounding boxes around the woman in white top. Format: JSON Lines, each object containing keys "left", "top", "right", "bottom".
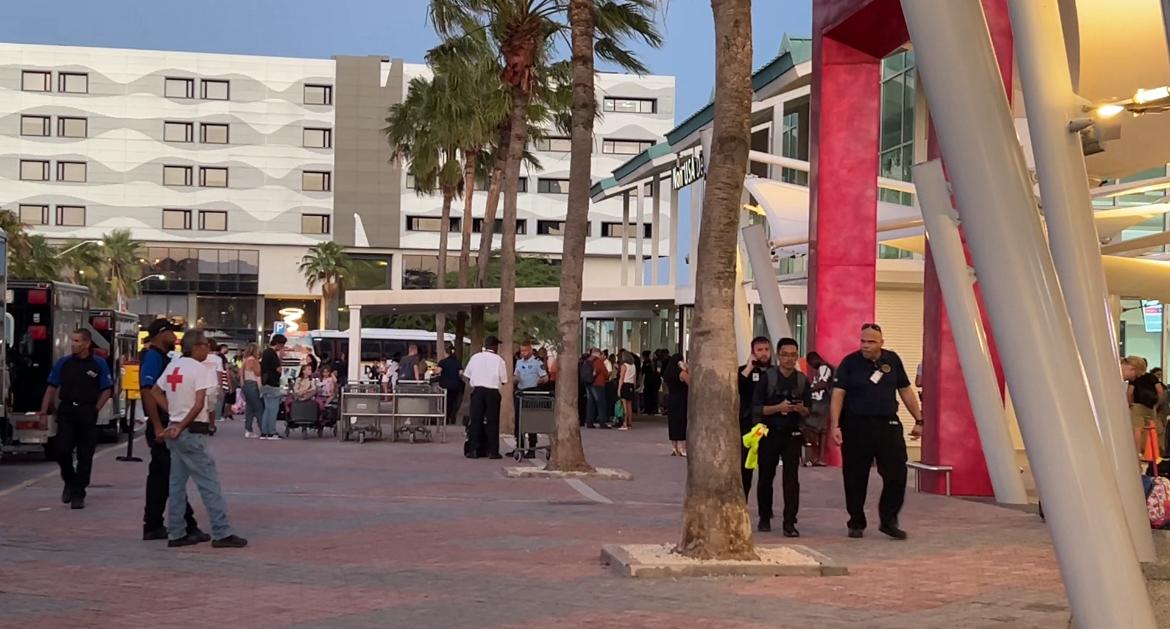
{"left": 240, "top": 343, "right": 263, "bottom": 439}
{"left": 618, "top": 351, "right": 637, "bottom": 431}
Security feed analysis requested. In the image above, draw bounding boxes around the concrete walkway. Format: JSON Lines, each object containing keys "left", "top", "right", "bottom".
{"left": 0, "top": 417, "right": 1068, "bottom": 628}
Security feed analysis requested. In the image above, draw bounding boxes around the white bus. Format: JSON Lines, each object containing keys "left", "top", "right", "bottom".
{"left": 286, "top": 328, "right": 465, "bottom": 369}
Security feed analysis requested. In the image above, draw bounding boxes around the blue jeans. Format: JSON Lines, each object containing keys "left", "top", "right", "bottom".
{"left": 242, "top": 382, "right": 262, "bottom": 432}
{"left": 166, "top": 429, "right": 233, "bottom": 540}
{"left": 587, "top": 385, "right": 607, "bottom": 425}
{"left": 261, "top": 385, "right": 283, "bottom": 435}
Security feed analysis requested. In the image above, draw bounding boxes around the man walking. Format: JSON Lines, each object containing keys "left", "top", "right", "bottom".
{"left": 259, "top": 333, "right": 286, "bottom": 440}
{"left": 464, "top": 336, "right": 508, "bottom": 459}
{"left": 40, "top": 329, "right": 114, "bottom": 510}
{"left": 585, "top": 348, "right": 610, "bottom": 428}
{"left": 147, "top": 329, "right": 247, "bottom": 548}
{"left": 829, "top": 323, "right": 922, "bottom": 540}
{"left": 751, "top": 337, "right": 811, "bottom": 537}
{"left": 138, "top": 319, "right": 204, "bottom": 541}
{"left": 513, "top": 341, "right": 548, "bottom": 458}
{"left": 738, "top": 336, "right": 773, "bottom": 498}
{"left": 437, "top": 344, "right": 464, "bottom": 426}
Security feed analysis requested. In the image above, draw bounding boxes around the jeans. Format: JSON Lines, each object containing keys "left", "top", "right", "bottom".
{"left": 165, "top": 429, "right": 233, "bottom": 540}
{"left": 242, "top": 382, "right": 263, "bottom": 432}
{"left": 56, "top": 404, "right": 98, "bottom": 497}
{"left": 586, "top": 385, "right": 607, "bottom": 425}
{"left": 260, "top": 385, "right": 283, "bottom": 436}
{"left": 144, "top": 418, "right": 198, "bottom": 534}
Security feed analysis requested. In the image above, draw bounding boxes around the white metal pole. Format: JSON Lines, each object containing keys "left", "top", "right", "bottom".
{"left": 741, "top": 223, "right": 791, "bottom": 342}
{"left": 652, "top": 176, "right": 662, "bottom": 285}
{"left": 621, "top": 192, "right": 630, "bottom": 287}
{"left": 669, "top": 184, "right": 680, "bottom": 287}
{"left": 914, "top": 159, "right": 1029, "bottom": 505}
{"left": 635, "top": 183, "right": 645, "bottom": 286}
{"left": 901, "top": 1, "right": 1156, "bottom": 627}
{"left": 347, "top": 305, "right": 362, "bottom": 384}
{"left": 1008, "top": 0, "right": 1156, "bottom": 562}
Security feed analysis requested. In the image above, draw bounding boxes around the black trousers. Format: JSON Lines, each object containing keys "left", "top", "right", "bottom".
{"left": 445, "top": 387, "right": 464, "bottom": 425}
{"left": 56, "top": 404, "right": 98, "bottom": 496}
{"left": 513, "top": 388, "right": 538, "bottom": 451}
{"left": 143, "top": 420, "right": 198, "bottom": 533}
{"left": 468, "top": 387, "right": 501, "bottom": 457}
{"left": 757, "top": 425, "right": 803, "bottom": 525}
{"left": 841, "top": 416, "right": 908, "bottom": 530}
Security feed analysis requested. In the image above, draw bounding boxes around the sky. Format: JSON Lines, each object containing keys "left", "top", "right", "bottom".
{"left": 0, "top": 0, "right": 814, "bottom": 281}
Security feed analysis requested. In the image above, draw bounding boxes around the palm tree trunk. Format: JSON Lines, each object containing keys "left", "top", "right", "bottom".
{"left": 457, "top": 149, "right": 479, "bottom": 362}
{"left": 436, "top": 188, "right": 454, "bottom": 358}
{"left": 677, "top": 0, "right": 756, "bottom": 561}
{"left": 547, "top": 0, "right": 597, "bottom": 473}
{"left": 323, "top": 282, "right": 339, "bottom": 330}
{"left": 471, "top": 154, "right": 505, "bottom": 357}
{"left": 498, "top": 85, "right": 531, "bottom": 435}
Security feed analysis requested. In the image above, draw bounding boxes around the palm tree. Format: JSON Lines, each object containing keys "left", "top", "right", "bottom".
{"left": 11, "top": 234, "right": 62, "bottom": 281}
{"left": 677, "top": 0, "right": 757, "bottom": 560}
{"left": 299, "top": 242, "right": 354, "bottom": 330}
{"left": 98, "top": 229, "right": 143, "bottom": 311}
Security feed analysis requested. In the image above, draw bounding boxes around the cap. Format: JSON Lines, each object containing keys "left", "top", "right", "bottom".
{"left": 144, "top": 318, "right": 180, "bottom": 339}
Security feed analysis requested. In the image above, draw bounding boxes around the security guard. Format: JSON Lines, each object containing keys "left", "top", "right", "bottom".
{"left": 829, "top": 323, "right": 922, "bottom": 540}
{"left": 738, "top": 336, "right": 773, "bottom": 497}
{"left": 512, "top": 341, "right": 548, "bottom": 458}
{"left": 751, "top": 337, "right": 811, "bottom": 537}
{"left": 40, "top": 328, "right": 113, "bottom": 510}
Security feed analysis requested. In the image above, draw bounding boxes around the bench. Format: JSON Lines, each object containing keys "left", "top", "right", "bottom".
{"left": 907, "top": 461, "right": 954, "bottom": 496}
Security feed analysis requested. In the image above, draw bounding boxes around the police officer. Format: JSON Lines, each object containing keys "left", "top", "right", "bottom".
{"left": 829, "top": 323, "right": 922, "bottom": 540}
{"left": 738, "top": 336, "right": 773, "bottom": 497}
{"left": 40, "top": 328, "right": 113, "bottom": 510}
{"left": 751, "top": 337, "right": 811, "bottom": 537}
{"left": 513, "top": 341, "right": 548, "bottom": 458}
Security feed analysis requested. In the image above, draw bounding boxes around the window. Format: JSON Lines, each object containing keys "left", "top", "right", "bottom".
{"left": 57, "top": 72, "right": 88, "bottom": 94}
{"left": 56, "top": 206, "right": 85, "bottom": 226}
{"left": 19, "top": 160, "right": 49, "bottom": 181}
{"left": 879, "top": 50, "right": 917, "bottom": 206}
{"left": 472, "top": 219, "right": 527, "bottom": 235}
{"left": 199, "top": 167, "right": 229, "bottom": 188}
{"left": 537, "top": 220, "right": 564, "bottom": 235}
{"left": 537, "top": 178, "right": 570, "bottom": 194}
{"left": 199, "top": 210, "right": 228, "bottom": 231}
{"left": 303, "top": 128, "right": 332, "bottom": 148}
{"left": 20, "top": 115, "right": 50, "bottom": 137}
{"left": 603, "top": 97, "right": 657, "bottom": 114}
{"left": 406, "top": 216, "right": 459, "bottom": 232}
{"left": 302, "top": 171, "right": 331, "bottom": 192}
{"left": 162, "top": 209, "right": 193, "bottom": 230}
{"left": 405, "top": 173, "right": 415, "bottom": 189}
{"left": 304, "top": 84, "right": 333, "bottom": 105}
{"left": 57, "top": 116, "right": 87, "bottom": 138}
{"left": 534, "top": 136, "right": 571, "bottom": 152}
{"left": 601, "top": 222, "right": 652, "bottom": 238}
{"left": 602, "top": 138, "right": 655, "bottom": 155}
{"left": 22, "top": 70, "right": 51, "bottom": 92}
{"left": 200, "top": 123, "right": 230, "bottom": 144}
{"left": 165, "top": 77, "right": 195, "bottom": 99}
{"left": 163, "top": 165, "right": 193, "bottom": 186}
{"left": 164, "top": 121, "right": 194, "bottom": 143}
{"left": 201, "top": 79, "right": 230, "bottom": 100}
{"left": 517, "top": 177, "right": 529, "bottom": 193}
{"left": 301, "top": 214, "right": 331, "bottom": 234}
{"left": 56, "top": 161, "right": 87, "bottom": 182}
{"left": 19, "top": 204, "right": 48, "bottom": 225}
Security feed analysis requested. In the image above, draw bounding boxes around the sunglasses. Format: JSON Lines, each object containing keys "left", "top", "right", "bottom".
{"left": 861, "top": 323, "right": 882, "bottom": 332}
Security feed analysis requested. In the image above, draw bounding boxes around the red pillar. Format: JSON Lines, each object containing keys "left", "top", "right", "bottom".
{"left": 918, "top": 0, "right": 1014, "bottom": 496}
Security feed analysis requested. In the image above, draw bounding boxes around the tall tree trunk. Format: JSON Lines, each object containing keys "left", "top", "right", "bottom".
{"left": 498, "top": 85, "right": 531, "bottom": 434}
{"left": 436, "top": 188, "right": 454, "bottom": 358}
{"left": 323, "top": 282, "right": 339, "bottom": 330}
{"left": 457, "top": 149, "right": 480, "bottom": 362}
{"left": 677, "top": 0, "right": 756, "bottom": 561}
{"left": 472, "top": 136, "right": 507, "bottom": 354}
{"left": 547, "top": 0, "right": 597, "bottom": 473}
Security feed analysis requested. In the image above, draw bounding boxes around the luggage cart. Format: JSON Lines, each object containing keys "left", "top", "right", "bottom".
{"left": 514, "top": 392, "right": 556, "bottom": 462}
{"left": 284, "top": 399, "right": 324, "bottom": 439}
{"left": 392, "top": 380, "right": 447, "bottom": 443}
{"left": 340, "top": 382, "right": 389, "bottom": 444}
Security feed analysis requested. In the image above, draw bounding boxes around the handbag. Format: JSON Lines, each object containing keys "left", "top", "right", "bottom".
{"left": 614, "top": 400, "right": 625, "bottom": 420}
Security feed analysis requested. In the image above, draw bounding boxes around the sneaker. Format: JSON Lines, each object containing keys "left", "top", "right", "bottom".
{"left": 70, "top": 495, "right": 85, "bottom": 510}
{"left": 168, "top": 534, "right": 201, "bottom": 548}
{"left": 187, "top": 528, "right": 211, "bottom": 543}
{"left": 260, "top": 435, "right": 274, "bottom": 440}
{"left": 212, "top": 535, "right": 248, "bottom": 548}
{"left": 142, "top": 527, "right": 169, "bottom": 541}
{"left": 269, "top": 433, "right": 284, "bottom": 440}
{"left": 244, "top": 431, "right": 258, "bottom": 439}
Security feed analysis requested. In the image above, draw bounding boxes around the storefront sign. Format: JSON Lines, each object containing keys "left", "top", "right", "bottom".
{"left": 1143, "top": 300, "right": 1163, "bottom": 333}
{"left": 672, "top": 152, "right": 705, "bottom": 190}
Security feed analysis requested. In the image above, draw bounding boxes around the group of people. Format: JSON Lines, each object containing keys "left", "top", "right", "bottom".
{"left": 1125, "top": 355, "right": 1170, "bottom": 459}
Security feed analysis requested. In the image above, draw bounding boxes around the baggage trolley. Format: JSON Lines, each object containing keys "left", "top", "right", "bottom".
{"left": 514, "top": 392, "right": 556, "bottom": 462}
{"left": 340, "top": 382, "right": 387, "bottom": 444}
{"left": 393, "top": 380, "right": 446, "bottom": 443}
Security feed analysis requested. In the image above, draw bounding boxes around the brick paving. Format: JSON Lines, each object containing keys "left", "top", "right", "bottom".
{"left": 0, "top": 416, "right": 1069, "bottom": 628}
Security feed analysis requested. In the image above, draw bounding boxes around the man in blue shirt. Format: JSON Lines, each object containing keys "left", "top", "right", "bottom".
{"left": 139, "top": 319, "right": 205, "bottom": 542}
{"left": 40, "top": 329, "right": 113, "bottom": 510}
{"left": 513, "top": 342, "right": 548, "bottom": 458}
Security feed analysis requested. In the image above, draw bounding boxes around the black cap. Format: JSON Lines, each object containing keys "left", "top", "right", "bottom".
{"left": 144, "top": 318, "right": 180, "bottom": 340}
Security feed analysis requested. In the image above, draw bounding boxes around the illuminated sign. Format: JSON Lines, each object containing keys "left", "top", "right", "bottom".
{"left": 277, "top": 307, "right": 306, "bottom": 336}
{"left": 672, "top": 151, "right": 705, "bottom": 190}
{"left": 1143, "top": 300, "right": 1163, "bottom": 333}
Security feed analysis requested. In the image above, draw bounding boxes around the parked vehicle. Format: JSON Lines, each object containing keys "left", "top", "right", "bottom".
{"left": 88, "top": 309, "right": 138, "bottom": 439}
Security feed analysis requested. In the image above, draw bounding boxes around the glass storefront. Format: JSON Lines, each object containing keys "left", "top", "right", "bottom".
{"left": 195, "top": 296, "right": 257, "bottom": 333}
{"left": 127, "top": 293, "right": 190, "bottom": 327}
{"left": 139, "top": 247, "right": 259, "bottom": 294}
{"left": 878, "top": 49, "right": 916, "bottom": 207}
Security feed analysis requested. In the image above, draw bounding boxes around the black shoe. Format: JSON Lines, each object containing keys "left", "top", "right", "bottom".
{"left": 465, "top": 452, "right": 480, "bottom": 459}
{"left": 168, "top": 534, "right": 201, "bottom": 548}
{"left": 522, "top": 451, "right": 536, "bottom": 459}
{"left": 70, "top": 495, "right": 85, "bottom": 510}
{"left": 187, "top": 528, "right": 211, "bottom": 543}
{"left": 879, "top": 524, "right": 908, "bottom": 540}
{"left": 848, "top": 528, "right": 864, "bottom": 539}
{"left": 61, "top": 486, "right": 73, "bottom": 504}
{"left": 600, "top": 423, "right": 612, "bottom": 429}
{"left": 783, "top": 524, "right": 800, "bottom": 538}
{"left": 212, "top": 534, "right": 248, "bottom": 548}
{"left": 143, "top": 527, "right": 169, "bottom": 541}
{"left": 488, "top": 453, "right": 502, "bottom": 460}
{"left": 757, "top": 518, "right": 771, "bottom": 532}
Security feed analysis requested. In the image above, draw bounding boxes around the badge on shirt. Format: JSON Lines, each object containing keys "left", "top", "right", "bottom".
{"left": 870, "top": 370, "right": 883, "bottom": 384}
{"left": 879, "top": 363, "right": 892, "bottom": 374}
{"left": 751, "top": 373, "right": 760, "bottom": 382}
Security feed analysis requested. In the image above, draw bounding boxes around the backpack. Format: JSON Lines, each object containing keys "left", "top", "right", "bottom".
{"left": 765, "top": 367, "right": 808, "bottom": 404}
{"left": 1146, "top": 475, "right": 1170, "bottom": 529}
{"left": 579, "top": 358, "right": 596, "bottom": 385}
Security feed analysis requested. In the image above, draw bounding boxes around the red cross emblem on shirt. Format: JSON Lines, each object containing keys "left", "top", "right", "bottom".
{"left": 166, "top": 368, "right": 184, "bottom": 392}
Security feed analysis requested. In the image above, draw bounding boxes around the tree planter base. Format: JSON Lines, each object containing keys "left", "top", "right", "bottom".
{"left": 600, "top": 543, "right": 847, "bottom": 578}
{"left": 503, "top": 466, "right": 633, "bottom": 480}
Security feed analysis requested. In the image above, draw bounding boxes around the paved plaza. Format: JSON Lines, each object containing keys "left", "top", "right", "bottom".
{"left": 0, "top": 417, "right": 1068, "bottom": 628}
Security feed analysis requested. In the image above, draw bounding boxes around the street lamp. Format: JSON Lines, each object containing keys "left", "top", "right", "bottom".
{"left": 135, "top": 274, "right": 166, "bottom": 284}
{"left": 53, "top": 239, "right": 101, "bottom": 258}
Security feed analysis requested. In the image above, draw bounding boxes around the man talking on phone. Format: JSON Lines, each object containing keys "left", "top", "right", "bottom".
{"left": 738, "top": 336, "right": 773, "bottom": 496}
{"left": 751, "top": 337, "right": 811, "bottom": 537}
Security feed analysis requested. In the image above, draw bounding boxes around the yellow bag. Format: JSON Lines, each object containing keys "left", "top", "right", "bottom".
{"left": 742, "top": 423, "right": 769, "bottom": 470}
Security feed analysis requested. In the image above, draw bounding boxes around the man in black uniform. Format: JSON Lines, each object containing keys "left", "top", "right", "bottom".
{"left": 738, "top": 336, "right": 773, "bottom": 497}
{"left": 40, "top": 329, "right": 114, "bottom": 510}
{"left": 829, "top": 323, "right": 922, "bottom": 540}
{"left": 751, "top": 337, "right": 811, "bottom": 536}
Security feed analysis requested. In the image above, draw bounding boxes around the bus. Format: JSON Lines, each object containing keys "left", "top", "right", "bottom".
{"left": 287, "top": 328, "right": 466, "bottom": 371}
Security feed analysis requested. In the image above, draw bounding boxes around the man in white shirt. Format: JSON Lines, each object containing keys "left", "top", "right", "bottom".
{"left": 464, "top": 336, "right": 508, "bottom": 459}
{"left": 147, "top": 329, "right": 247, "bottom": 549}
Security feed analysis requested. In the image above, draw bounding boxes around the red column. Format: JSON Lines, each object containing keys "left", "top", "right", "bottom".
{"left": 919, "top": 0, "right": 1014, "bottom": 496}
{"left": 808, "top": 31, "right": 881, "bottom": 466}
